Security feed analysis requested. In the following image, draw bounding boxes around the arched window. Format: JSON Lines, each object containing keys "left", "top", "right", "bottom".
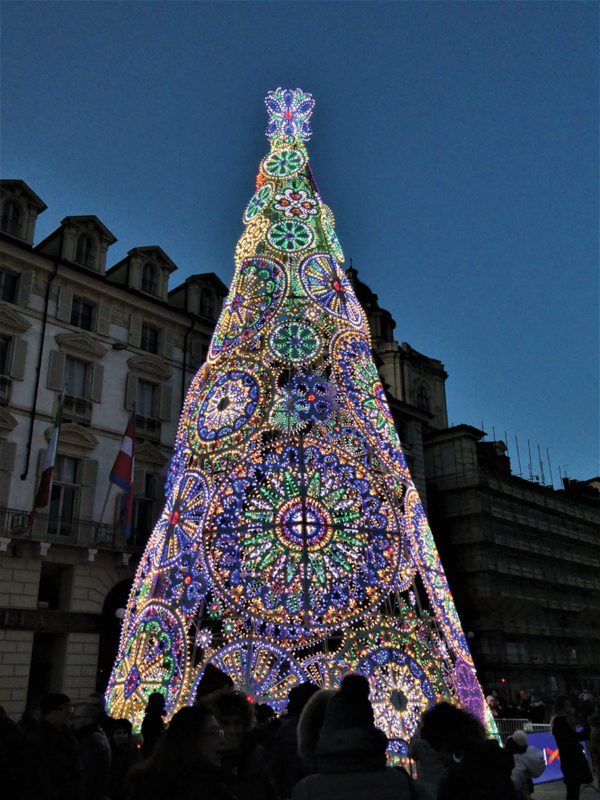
{"left": 75, "top": 234, "right": 94, "bottom": 267}
{"left": 141, "top": 262, "right": 157, "bottom": 295}
{"left": 1, "top": 200, "right": 21, "bottom": 236}
{"left": 416, "top": 384, "right": 430, "bottom": 413}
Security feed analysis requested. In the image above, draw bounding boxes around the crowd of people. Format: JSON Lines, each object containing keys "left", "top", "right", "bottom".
{"left": 0, "top": 677, "right": 598, "bottom": 800}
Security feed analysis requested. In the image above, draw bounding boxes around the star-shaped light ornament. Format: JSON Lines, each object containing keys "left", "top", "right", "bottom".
{"left": 265, "top": 88, "right": 315, "bottom": 142}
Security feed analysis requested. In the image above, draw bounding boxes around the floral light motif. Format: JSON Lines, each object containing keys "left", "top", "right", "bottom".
{"left": 265, "top": 87, "right": 315, "bottom": 141}
{"left": 274, "top": 187, "right": 318, "bottom": 219}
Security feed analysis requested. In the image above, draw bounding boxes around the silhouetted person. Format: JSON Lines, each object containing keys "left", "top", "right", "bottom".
{"left": 109, "top": 718, "right": 141, "bottom": 800}
{"left": 292, "top": 674, "right": 414, "bottom": 800}
{"left": 505, "top": 730, "right": 545, "bottom": 799}
{"left": 28, "top": 692, "right": 83, "bottom": 800}
{"left": 271, "top": 682, "right": 319, "bottom": 798}
{"left": 419, "top": 701, "right": 517, "bottom": 800}
{"left": 72, "top": 701, "right": 111, "bottom": 800}
{"left": 209, "top": 688, "right": 279, "bottom": 800}
{"left": 551, "top": 696, "right": 592, "bottom": 800}
{"left": 141, "top": 692, "right": 165, "bottom": 759}
{"left": 128, "top": 704, "right": 233, "bottom": 800}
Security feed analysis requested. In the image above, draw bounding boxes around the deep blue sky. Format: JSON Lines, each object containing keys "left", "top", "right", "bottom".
{"left": 2, "top": 1, "right": 598, "bottom": 483}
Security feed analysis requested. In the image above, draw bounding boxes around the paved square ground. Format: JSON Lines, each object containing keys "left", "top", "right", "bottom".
{"left": 534, "top": 781, "right": 599, "bottom": 799}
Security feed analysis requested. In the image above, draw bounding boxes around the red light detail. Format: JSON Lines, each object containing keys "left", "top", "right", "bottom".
{"left": 285, "top": 111, "right": 292, "bottom": 119}
{"left": 184, "top": 575, "right": 192, "bottom": 585}
{"left": 332, "top": 280, "right": 344, "bottom": 293}
{"left": 307, "top": 393, "right": 316, "bottom": 402}
{"left": 169, "top": 511, "right": 179, "bottom": 526}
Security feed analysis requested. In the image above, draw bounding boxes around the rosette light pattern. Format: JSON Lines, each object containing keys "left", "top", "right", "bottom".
{"left": 107, "top": 87, "right": 492, "bottom": 751}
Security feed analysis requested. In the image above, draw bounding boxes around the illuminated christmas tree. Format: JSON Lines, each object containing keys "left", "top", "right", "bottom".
{"left": 106, "top": 88, "right": 495, "bottom": 757}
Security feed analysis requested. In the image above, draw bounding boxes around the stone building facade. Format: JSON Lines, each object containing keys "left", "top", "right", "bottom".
{"left": 425, "top": 428, "right": 600, "bottom": 698}
{"left": 0, "top": 180, "right": 226, "bottom": 718}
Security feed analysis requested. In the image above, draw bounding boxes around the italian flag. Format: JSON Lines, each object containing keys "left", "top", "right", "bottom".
{"left": 28, "top": 401, "right": 63, "bottom": 525}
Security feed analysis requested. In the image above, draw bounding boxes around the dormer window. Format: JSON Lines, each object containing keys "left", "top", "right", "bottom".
{"left": 416, "top": 385, "right": 430, "bottom": 413}
{"left": 0, "top": 200, "right": 21, "bottom": 236}
{"left": 75, "top": 234, "right": 95, "bottom": 267}
{"left": 141, "top": 262, "right": 158, "bottom": 295}
{"left": 201, "top": 289, "right": 214, "bottom": 317}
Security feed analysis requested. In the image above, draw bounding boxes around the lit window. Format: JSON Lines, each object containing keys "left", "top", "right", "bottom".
{"left": 140, "top": 323, "right": 158, "bottom": 354}
{"left": 70, "top": 297, "right": 94, "bottom": 330}
{"left": 141, "top": 262, "right": 157, "bottom": 295}
{"left": 0, "top": 269, "right": 18, "bottom": 303}
{"left": 0, "top": 200, "right": 21, "bottom": 236}
{"left": 75, "top": 234, "right": 94, "bottom": 267}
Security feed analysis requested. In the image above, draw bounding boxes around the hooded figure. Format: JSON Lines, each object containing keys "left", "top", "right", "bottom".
{"left": 506, "top": 730, "right": 545, "bottom": 799}
{"left": 292, "top": 674, "right": 414, "bottom": 800}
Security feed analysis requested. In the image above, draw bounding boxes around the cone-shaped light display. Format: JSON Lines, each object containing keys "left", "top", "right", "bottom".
{"left": 106, "top": 89, "right": 495, "bottom": 757}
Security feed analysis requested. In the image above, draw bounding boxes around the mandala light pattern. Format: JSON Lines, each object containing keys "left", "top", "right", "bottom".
{"left": 107, "top": 88, "right": 495, "bottom": 754}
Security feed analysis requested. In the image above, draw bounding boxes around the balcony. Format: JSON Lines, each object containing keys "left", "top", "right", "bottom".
{"left": 63, "top": 394, "right": 92, "bottom": 425}
{"left": 0, "top": 506, "right": 145, "bottom": 552}
{"left": 136, "top": 414, "right": 161, "bottom": 441}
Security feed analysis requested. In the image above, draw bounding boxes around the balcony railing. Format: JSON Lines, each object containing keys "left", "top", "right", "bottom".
{"left": 63, "top": 394, "right": 92, "bottom": 425}
{"left": 136, "top": 415, "right": 161, "bottom": 441}
{"left": 0, "top": 506, "right": 146, "bottom": 552}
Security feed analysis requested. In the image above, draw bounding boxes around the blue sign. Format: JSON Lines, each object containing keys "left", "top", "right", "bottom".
{"left": 529, "top": 731, "right": 589, "bottom": 785}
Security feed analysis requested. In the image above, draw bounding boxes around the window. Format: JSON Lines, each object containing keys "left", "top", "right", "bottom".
{"left": 70, "top": 297, "right": 94, "bottom": 330}
{"left": 141, "top": 262, "right": 158, "bottom": 295}
{"left": 63, "top": 356, "right": 91, "bottom": 424}
{"left": 136, "top": 379, "right": 160, "bottom": 439}
{"left": 48, "top": 455, "right": 79, "bottom": 538}
{"left": 201, "top": 290, "right": 213, "bottom": 317}
{"left": 0, "top": 200, "right": 21, "bottom": 236}
{"left": 140, "top": 323, "right": 158, "bottom": 354}
{"left": 0, "top": 335, "right": 10, "bottom": 375}
{"left": 75, "top": 234, "right": 94, "bottom": 267}
{"left": 137, "top": 379, "right": 156, "bottom": 418}
{"left": 0, "top": 268, "right": 18, "bottom": 303}
{"left": 64, "top": 356, "right": 88, "bottom": 398}
{"left": 133, "top": 473, "right": 156, "bottom": 547}
{"left": 416, "top": 385, "right": 430, "bottom": 412}
{"left": 0, "top": 334, "right": 11, "bottom": 403}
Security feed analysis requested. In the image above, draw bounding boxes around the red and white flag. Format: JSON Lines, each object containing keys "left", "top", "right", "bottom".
{"left": 110, "top": 412, "right": 135, "bottom": 537}
{"left": 29, "top": 400, "right": 63, "bottom": 526}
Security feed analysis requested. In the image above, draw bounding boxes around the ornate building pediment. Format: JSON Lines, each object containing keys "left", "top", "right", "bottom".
{"left": 136, "top": 441, "right": 167, "bottom": 466}
{"left": 56, "top": 331, "right": 107, "bottom": 361}
{"left": 0, "top": 406, "right": 18, "bottom": 434}
{"left": 0, "top": 303, "right": 30, "bottom": 334}
{"left": 127, "top": 354, "right": 172, "bottom": 381}
{"left": 46, "top": 422, "right": 98, "bottom": 452}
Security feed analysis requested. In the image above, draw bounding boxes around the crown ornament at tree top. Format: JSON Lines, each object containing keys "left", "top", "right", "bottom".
{"left": 106, "top": 88, "right": 497, "bottom": 760}
{"left": 265, "top": 87, "right": 315, "bottom": 142}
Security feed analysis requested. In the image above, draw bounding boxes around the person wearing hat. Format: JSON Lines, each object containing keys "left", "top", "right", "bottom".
{"left": 72, "top": 700, "right": 111, "bottom": 800}
{"left": 505, "top": 730, "right": 545, "bottom": 799}
{"left": 27, "top": 692, "right": 83, "bottom": 800}
{"left": 292, "top": 673, "right": 414, "bottom": 800}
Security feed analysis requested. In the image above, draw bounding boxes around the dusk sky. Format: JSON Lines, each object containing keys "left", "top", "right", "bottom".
{"left": 2, "top": 1, "right": 598, "bottom": 483}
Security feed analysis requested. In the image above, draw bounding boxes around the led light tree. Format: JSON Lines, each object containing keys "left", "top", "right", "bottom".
{"left": 106, "top": 89, "right": 495, "bottom": 757}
